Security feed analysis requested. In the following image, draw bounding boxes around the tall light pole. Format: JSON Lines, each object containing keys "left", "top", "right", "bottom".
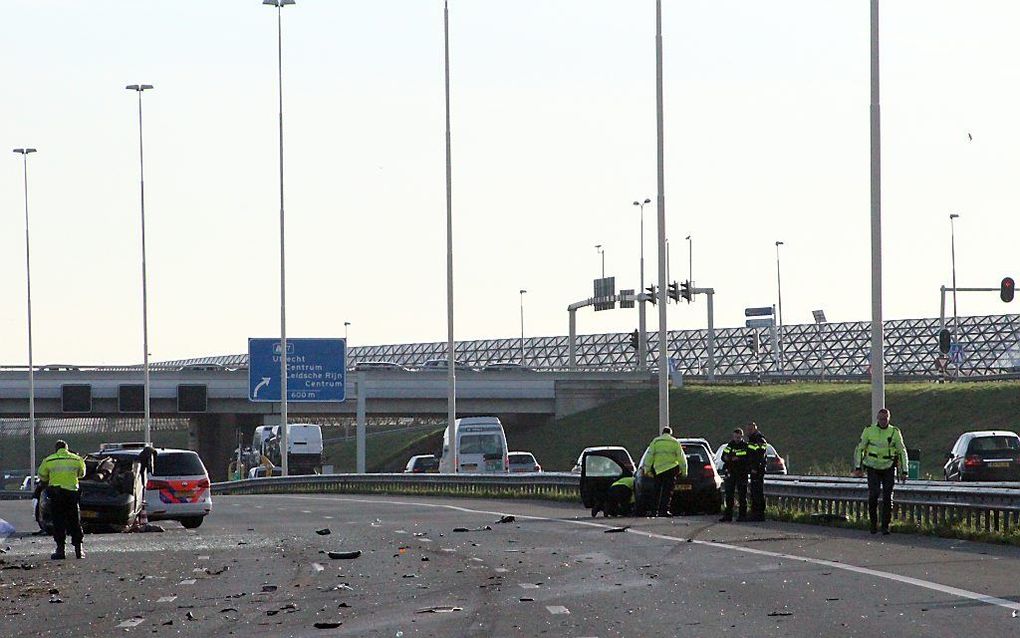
{"left": 443, "top": 1, "right": 457, "bottom": 447}
{"left": 632, "top": 198, "right": 651, "bottom": 292}
{"left": 949, "top": 213, "right": 960, "bottom": 330}
{"left": 869, "top": 0, "right": 885, "bottom": 419}
{"left": 263, "top": 0, "right": 295, "bottom": 476}
{"left": 654, "top": 0, "right": 670, "bottom": 432}
{"left": 594, "top": 244, "right": 605, "bottom": 279}
{"left": 13, "top": 148, "right": 37, "bottom": 489}
{"left": 126, "top": 84, "right": 155, "bottom": 445}
{"left": 344, "top": 321, "right": 351, "bottom": 342}
{"left": 685, "top": 235, "right": 692, "bottom": 285}
{"left": 775, "top": 240, "right": 785, "bottom": 370}
{"left": 519, "top": 289, "right": 527, "bottom": 364}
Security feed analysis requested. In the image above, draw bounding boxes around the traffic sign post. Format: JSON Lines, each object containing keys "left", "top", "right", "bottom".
{"left": 248, "top": 338, "right": 347, "bottom": 402}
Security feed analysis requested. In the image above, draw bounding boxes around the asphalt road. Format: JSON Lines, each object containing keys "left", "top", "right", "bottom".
{"left": 3, "top": 495, "right": 1020, "bottom": 637}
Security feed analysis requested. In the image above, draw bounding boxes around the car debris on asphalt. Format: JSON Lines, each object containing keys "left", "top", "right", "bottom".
{"left": 327, "top": 551, "right": 362, "bottom": 560}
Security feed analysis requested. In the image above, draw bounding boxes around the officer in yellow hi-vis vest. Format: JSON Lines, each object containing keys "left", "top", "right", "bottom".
{"left": 640, "top": 427, "right": 687, "bottom": 517}
{"left": 852, "top": 408, "right": 908, "bottom": 535}
{"left": 38, "top": 440, "right": 87, "bottom": 559}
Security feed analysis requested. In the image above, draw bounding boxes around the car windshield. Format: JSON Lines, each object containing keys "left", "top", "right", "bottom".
{"left": 154, "top": 452, "right": 206, "bottom": 476}
{"left": 510, "top": 454, "right": 536, "bottom": 465}
{"left": 585, "top": 454, "right": 624, "bottom": 477}
{"left": 682, "top": 445, "right": 709, "bottom": 464}
{"left": 460, "top": 434, "right": 504, "bottom": 456}
{"left": 968, "top": 436, "right": 1020, "bottom": 454}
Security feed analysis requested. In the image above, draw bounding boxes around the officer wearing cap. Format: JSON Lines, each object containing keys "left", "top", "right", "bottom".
{"left": 37, "top": 440, "right": 87, "bottom": 559}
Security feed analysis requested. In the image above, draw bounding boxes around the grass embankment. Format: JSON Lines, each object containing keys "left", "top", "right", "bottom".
{"left": 508, "top": 382, "right": 1020, "bottom": 476}
{"left": 323, "top": 427, "right": 446, "bottom": 473}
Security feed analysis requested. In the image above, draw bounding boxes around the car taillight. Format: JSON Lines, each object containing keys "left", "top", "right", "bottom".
{"left": 196, "top": 478, "right": 210, "bottom": 489}
{"left": 775, "top": 457, "right": 786, "bottom": 469}
{"left": 534, "top": 465, "right": 541, "bottom": 472}
{"left": 964, "top": 455, "right": 984, "bottom": 468}
{"left": 702, "top": 463, "right": 715, "bottom": 478}
{"left": 146, "top": 479, "right": 170, "bottom": 490}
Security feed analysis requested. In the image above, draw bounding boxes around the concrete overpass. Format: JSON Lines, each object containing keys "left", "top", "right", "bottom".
{"left": 0, "top": 368, "right": 652, "bottom": 479}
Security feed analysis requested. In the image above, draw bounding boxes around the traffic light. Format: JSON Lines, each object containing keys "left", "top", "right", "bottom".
{"left": 667, "top": 282, "right": 680, "bottom": 303}
{"left": 629, "top": 329, "right": 640, "bottom": 351}
{"left": 645, "top": 284, "right": 657, "bottom": 305}
{"left": 1001, "top": 277, "right": 1015, "bottom": 303}
{"left": 938, "top": 328, "right": 951, "bottom": 355}
{"left": 680, "top": 280, "right": 692, "bottom": 303}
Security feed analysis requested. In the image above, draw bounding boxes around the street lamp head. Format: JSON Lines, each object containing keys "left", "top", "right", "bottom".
{"left": 344, "top": 321, "right": 351, "bottom": 327}
{"left": 950, "top": 213, "right": 960, "bottom": 220}
{"left": 776, "top": 241, "right": 784, "bottom": 246}
{"left": 643, "top": 198, "right": 651, "bottom": 204}
{"left": 685, "top": 235, "right": 691, "bottom": 241}
{"left": 263, "top": 0, "right": 295, "bottom": 5}
{"left": 12, "top": 148, "right": 37, "bottom": 155}
{"left": 125, "top": 84, "right": 154, "bottom": 92}
{"left": 595, "top": 244, "right": 602, "bottom": 251}
{"left": 632, "top": 201, "right": 640, "bottom": 206}
{"left": 520, "top": 289, "right": 527, "bottom": 295}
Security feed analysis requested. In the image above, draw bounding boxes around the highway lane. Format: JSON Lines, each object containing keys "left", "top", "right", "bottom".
{"left": 2, "top": 495, "right": 1020, "bottom": 637}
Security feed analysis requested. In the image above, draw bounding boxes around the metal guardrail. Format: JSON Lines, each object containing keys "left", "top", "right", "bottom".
{"left": 212, "top": 473, "right": 1020, "bottom": 535}
{"left": 0, "top": 490, "right": 32, "bottom": 501}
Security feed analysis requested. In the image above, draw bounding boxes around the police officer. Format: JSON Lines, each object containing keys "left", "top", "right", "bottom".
{"left": 719, "top": 428, "right": 750, "bottom": 522}
{"left": 37, "top": 440, "right": 87, "bottom": 560}
{"left": 852, "top": 408, "right": 908, "bottom": 535}
{"left": 640, "top": 427, "right": 687, "bottom": 517}
{"left": 605, "top": 475, "right": 635, "bottom": 517}
{"left": 746, "top": 421, "right": 768, "bottom": 521}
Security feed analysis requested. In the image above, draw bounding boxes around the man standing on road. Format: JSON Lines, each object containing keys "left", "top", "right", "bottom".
{"left": 746, "top": 421, "right": 768, "bottom": 521}
{"left": 37, "top": 440, "right": 86, "bottom": 560}
{"left": 852, "top": 408, "right": 908, "bottom": 535}
{"left": 640, "top": 427, "right": 687, "bottom": 517}
{"left": 719, "top": 428, "right": 750, "bottom": 522}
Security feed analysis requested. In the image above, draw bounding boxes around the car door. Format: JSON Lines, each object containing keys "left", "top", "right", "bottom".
{"left": 579, "top": 450, "right": 630, "bottom": 509}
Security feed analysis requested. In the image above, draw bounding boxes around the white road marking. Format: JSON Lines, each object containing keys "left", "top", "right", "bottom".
{"left": 546, "top": 605, "right": 570, "bottom": 615}
{"left": 323, "top": 516, "right": 334, "bottom": 519}
{"left": 282, "top": 495, "right": 1020, "bottom": 614}
{"left": 179, "top": 579, "right": 196, "bottom": 586}
{"left": 301, "top": 510, "right": 312, "bottom": 514}
{"left": 116, "top": 618, "right": 144, "bottom": 628}
{"left": 156, "top": 596, "right": 177, "bottom": 603}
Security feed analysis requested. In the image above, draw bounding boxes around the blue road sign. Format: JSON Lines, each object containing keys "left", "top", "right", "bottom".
{"left": 744, "top": 306, "right": 774, "bottom": 317}
{"left": 248, "top": 338, "right": 346, "bottom": 402}
{"left": 949, "top": 343, "right": 965, "bottom": 365}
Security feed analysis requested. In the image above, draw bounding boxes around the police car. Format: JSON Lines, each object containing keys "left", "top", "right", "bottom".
{"left": 101, "top": 444, "right": 212, "bottom": 529}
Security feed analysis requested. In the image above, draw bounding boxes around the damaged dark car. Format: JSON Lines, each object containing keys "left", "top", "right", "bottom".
{"left": 35, "top": 451, "right": 145, "bottom": 533}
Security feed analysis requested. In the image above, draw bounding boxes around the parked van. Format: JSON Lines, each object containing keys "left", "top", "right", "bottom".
{"left": 438, "top": 417, "right": 509, "bottom": 473}
{"left": 257, "top": 424, "right": 324, "bottom": 475}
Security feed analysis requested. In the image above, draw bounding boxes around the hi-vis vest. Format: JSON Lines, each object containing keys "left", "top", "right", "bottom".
{"left": 854, "top": 424, "right": 908, "bottom": 471}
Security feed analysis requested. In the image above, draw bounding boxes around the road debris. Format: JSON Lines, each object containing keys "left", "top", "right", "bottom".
{"left": 768, "top": 611, "right": 794, "bottom": 617}
{"left": 453, "top": 526, "right": 492, "bottom": 533}
{"left": 416, "top": 606, "right": 463, "bottom": 614}
{"left": 496, "top": 515, "right": 516, "bottom": 524}
{"left": 261, "top": 584, "right": 278, "bottom": 592}
{"left": 315, "top": 528, "right": 331, "bottom": 536}
{"left": 186, "top": 611, "right": 197, "bottom": 621}
{"left": 604, "top": 526, "right": 630, "bottom": 533}
{"left": 314, "top": 621, "right": 343, "bottom": 629}
{"left": 327, "top": 551, "right": 362, "bottom": 560}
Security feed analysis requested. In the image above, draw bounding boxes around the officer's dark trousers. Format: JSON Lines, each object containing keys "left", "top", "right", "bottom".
{"left": 724, "top": 471, "right": 748, "bottom": 519}
{"left": 866, "top": 467, "right": 896, "bottom": 531}
{"left": 605, "top": 484, "right": 633, "bottom": 517}
{"left": 48, "top": 487, "right": 83, "bottom": 548}
{"left": 749, "top": 468, "right": 766, "bottom": 518}
{"left": 653, "top": 467, "right": 680, "bottom": 516}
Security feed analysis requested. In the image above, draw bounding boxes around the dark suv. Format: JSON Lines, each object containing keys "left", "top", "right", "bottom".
{"left": 636, "top": 438, "right": 722, "bottom": 515}
{"left": 944, "top": 431, "right": 1020, "bottom": 481}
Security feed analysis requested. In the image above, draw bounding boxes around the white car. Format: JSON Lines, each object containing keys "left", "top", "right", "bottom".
{"left": 106, "top": 447, "right": 212, "bottom": 529}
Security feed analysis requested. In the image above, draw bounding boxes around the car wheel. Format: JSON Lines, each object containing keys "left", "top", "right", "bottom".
{"left": 180, "top": 516, "right": 204, "bottom": 529}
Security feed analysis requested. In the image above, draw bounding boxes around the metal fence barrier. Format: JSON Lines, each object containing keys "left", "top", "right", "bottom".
{"left": 210, "top": 473, "right": 1020, "bottom": 535}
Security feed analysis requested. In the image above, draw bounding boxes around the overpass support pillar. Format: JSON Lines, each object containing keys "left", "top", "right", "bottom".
{"left": 356, "top": 372, "right": 366, "bottom": 474}
{"left": 188, "top": 413, "right": 260, "bottom": 482}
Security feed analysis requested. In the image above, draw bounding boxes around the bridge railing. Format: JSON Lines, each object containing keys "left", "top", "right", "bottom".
{"left": 210, "top": 473, "right": 1020, "bottom": 535}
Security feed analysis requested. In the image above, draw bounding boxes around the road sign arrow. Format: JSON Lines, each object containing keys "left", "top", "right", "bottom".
{"left": 253, "top": 377, "right": 271, "bottom": 398}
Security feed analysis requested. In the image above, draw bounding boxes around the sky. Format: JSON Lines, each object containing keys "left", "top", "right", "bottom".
{"left": 2, "top": 1, "right": 1019, "bottom": 365}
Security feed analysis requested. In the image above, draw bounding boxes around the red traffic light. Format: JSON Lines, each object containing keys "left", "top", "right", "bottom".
{"left": 1002, "top": 277, "right": 1015, "bottom": 303}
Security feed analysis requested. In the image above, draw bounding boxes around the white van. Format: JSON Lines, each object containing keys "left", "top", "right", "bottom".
{"left": 256, "top": 424, "right": 324, "bottom": 474}
{"left": 438, "top": 417, "right": 509, "bottom": 473}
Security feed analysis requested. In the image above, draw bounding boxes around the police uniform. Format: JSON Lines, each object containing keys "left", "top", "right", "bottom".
{"left": 641, "top": 432, "right": 688, "bottom": 517}
{"left": 854, "top": 422, "right": 908, "bottom": 534}
{"left": 38, "top": 446, "right": 87, "bottom": 559}
{"left": 746, "top": 429, "right": 768, "bottom": 521}
{"left": 605, "top": 476, "right": 635, "bottom": 517}
{"left": 720, "top": 438, "right": 750, "bottom": 522}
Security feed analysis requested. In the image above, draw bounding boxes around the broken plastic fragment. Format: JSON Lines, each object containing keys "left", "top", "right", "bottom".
{"left": 314, "top": 621, "right": 343, "bottom": 629}
{"left": 416, "top": 606, "right": 463, "bottom": 614}
{"left": 316, "top": 528, "right": 331, "bottom": 536}
{"left": 327, "top": 551, "right": 362, "bottom": 560}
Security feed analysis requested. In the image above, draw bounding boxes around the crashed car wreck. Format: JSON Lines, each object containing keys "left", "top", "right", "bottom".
{"left": 35, "top": 452, "right": 144, "bottom": 533}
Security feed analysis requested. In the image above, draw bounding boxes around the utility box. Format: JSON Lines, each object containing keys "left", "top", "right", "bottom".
{"left": 907, "top": 448, "right": 921, "bottom": 479}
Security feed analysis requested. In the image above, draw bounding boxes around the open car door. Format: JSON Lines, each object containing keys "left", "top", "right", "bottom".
{"left": 580, "top": 449, "right": 632, "bottom": 509}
